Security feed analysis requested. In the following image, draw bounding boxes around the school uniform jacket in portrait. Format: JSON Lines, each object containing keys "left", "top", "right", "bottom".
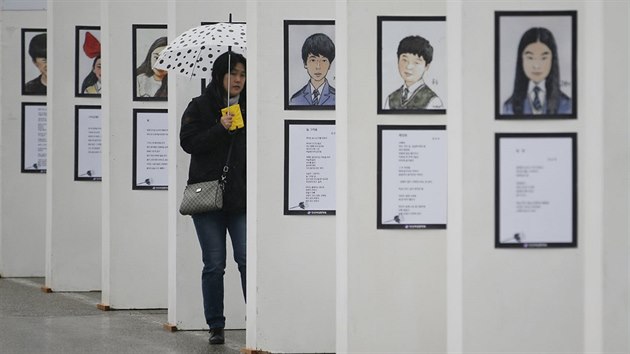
{"left": 502, "top": 94, "right": 572, "bottom": 115}
{"left": 289, "top": 79, "right": 336, "bottom": 106}
{"left": 387, "top": 82, "right": 442, "bottom": 110}
{"left": 24, "top": 75, "right": 46, "bottom": 94}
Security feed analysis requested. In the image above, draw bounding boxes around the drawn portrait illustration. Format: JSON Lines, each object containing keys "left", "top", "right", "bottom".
{"left": 284, "top": 20, "right": 335, "bottom": 110}
{"left": 495, "top": 11, "right": 577, "bottom": 119}
{"left": 378, "top": 16, "right": 447, "bottom": 115}
{"left": 75, "top": 26, "right": 101, "bottom": 97}
{"left": 133, "top": 25, "right": 168, "bottom": 101}
{"left": 22, "top": 29, "right": 47, "bottom": 96}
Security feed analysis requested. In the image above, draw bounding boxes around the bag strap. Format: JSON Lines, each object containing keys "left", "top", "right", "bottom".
{"left": 220, "top": 135, "right": 236, "bottom": 187}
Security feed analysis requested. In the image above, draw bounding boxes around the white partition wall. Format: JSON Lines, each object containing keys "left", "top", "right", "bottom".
{"left": 167, "top": 0, "right": 247, "bottom": 330}
{"left": 0, "top": 9, "right": 47, "bottom": 277}
{"left": 99, "top": 0, "right": 168, "bottom": 309}
{"left": 445, "top": 1, "right": 464, "bottom": 352}
{"left": 458, "top": 1, "right": 628, "bottom": 353}
{"left": 601, "top": 2, "right": 629, "bottom": 352}
{"left": 461, "top": 2, "right": 582, "bottom": 352}
{"left": 45, "top": 0, "right": 101, "bottom": 291}
{"left": 246, "top": 0, "right": 337, "bottom": 352}
{"left": 338, "top": 1, "right": 448, "bottom": 353}
{"left": 335, "top": 0, "right": 629, "bottom": 353}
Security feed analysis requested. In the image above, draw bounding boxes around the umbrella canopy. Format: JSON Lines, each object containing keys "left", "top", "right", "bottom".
{"left": 153, "top": 22, "right": 246, "bottom": 79}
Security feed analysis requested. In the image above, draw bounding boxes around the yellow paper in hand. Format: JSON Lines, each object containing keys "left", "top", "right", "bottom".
{"left": 221, "top": 104, "right": 244, "bottom": 131}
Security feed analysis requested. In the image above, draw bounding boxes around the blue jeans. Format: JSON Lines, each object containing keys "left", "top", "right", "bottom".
{"left": 192, "top": 210, "right": 246, "bottom": 329}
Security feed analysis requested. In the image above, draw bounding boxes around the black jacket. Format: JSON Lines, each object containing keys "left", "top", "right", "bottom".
{"left": 180, "top": 86, "right": 246, "bottom": 212}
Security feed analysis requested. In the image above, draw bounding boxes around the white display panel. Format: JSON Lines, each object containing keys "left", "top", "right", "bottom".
{"left": 495, "top": 133, "right": 577, "bottom": 248}
{"left": 377, "top": 125, "right": 447, "bottom": 229}
{"left": 133, "top": 109, "right": 168, "bottom": 190}
{"left": 284, "top": 120, "right": 336, "bottom": 215}
{"left": 74, "top": 105, "right": 102, "bottom": 181}
{"left": 21, "top": 102, "right": 47, "bottom": 173}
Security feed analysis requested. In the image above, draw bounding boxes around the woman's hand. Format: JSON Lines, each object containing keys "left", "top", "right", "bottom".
{"left": 220, "top": 111, "right": 233, "bottom": 130}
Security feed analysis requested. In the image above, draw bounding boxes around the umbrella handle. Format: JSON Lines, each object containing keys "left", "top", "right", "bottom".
{"left": 227, "top": 12, "right": 232, "bottom": 108}
{"left": 227, "top": 50, "right": 231, "bottom": 108}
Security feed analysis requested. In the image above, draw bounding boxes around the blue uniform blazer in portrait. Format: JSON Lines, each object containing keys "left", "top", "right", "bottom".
{"left": 289, "top": 80, "right": 336, "bottom": 106}
{"left": 503, "top": 93, "right": 572, "bottom": 115}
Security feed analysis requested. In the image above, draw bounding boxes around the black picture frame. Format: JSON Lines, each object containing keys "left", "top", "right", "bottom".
{"left": 132, "top": 109, "right": 169, "bottom": 190}
{"left": 284, "top": 119, "right": 336, "bottom": 215}
{"left": 495, "top": 133, "right": 577, "bottom": 248}
{"left": 377, "top": 125, "right": 447, "bottom": 229}
{"left": 377, "top": 16, "right": 447, "bottom": 115}
{"left": 75, "top": 26, "right": 101, "bottom": 98}
{"left": 284, "top": 20, "right": 336, "bottom": 111}
{"left": 21, "top": 28, "right": 47, "bottom": 96}
{"left": 74, "top": 105, "right": 102, "bottom": 181}
{"left": 495, "top": 11, "right": 577, "bottom": 119}
{"left": 132, "top": 24, "right": 168, "bottom": 101}
{"left": 21, "top": 102, "right": 47, "bottom": 173}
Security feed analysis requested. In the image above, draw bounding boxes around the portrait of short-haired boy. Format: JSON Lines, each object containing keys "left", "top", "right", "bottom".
{"left": 22, "top": 30, "right": 47, "bottom": 95}
{"left": 377, "top": 17, "right": 447, "bottom": 114}
{"left": 384, "top": 35, "right": 442, "bottom": 110}
{"left": 289, "top": 33, "right": 336, "bottom": 107}
{"left": 284, "top": 20, "right": 335, "bottom": 111}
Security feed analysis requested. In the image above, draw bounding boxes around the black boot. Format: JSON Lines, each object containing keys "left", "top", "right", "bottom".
{"left": 209, "top": 328, "right": 225, "bottom": 344}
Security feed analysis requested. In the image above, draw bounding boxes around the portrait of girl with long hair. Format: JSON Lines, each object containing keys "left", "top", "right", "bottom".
{"left": 132, "top": 25, "right": 168, "bottom": 101}
{"left": 496, "top": 12, "right": 576, "bottom": 119}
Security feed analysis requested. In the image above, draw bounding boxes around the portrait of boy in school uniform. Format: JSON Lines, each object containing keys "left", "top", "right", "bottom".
{"left": 284, "top": 20, "right": 335, "bottom": 111}
{"left": 22, "top": 29, "right": 47, "bottom": 96}
{"left": 378, "top": 16, "right": 447, "bottom": 115}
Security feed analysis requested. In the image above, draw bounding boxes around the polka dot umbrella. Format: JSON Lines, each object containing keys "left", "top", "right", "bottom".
{"left": 153, "top": 22, "right": 246, "bottom": 80}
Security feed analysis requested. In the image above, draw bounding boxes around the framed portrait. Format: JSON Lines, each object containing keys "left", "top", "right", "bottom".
{"left": 133, "top": 109, "right": 168, "bottom": 190}
{"left": 284, "top": 20, "right": 336, "bottom": 111}
{"left": 284, "top": 120, "right": 336, "bottom": 215}
{"left": 199, "top": 21, "right": 246, "bottom": 94}
{"left": 495, "top": 11, "right": 577, "bottom": 119}
{"left": 74, "top": 105, "right": 102, "bottom": 181}
{"left": 377, "top": 125, "right": 447, "bottom": 229}
{"left": 132, "top": 25, "right": 168, "bottom": 101}
{"left": 377, "top": 16, "right": 447, "bottom": 115}
{"left": 75, "top": 26, "right": 101, "bottom": 98}
{"left": 495, "top": 133, "right": 577, "bottom": 248}
{"left": 21, "top": 28, "right": 47, "bottom": 96}
{"left": 21, "top": 102, "right": 47, "bottom": 173}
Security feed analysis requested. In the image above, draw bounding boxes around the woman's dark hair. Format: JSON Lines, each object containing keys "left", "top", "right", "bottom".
{"left": 506, "top": 27, "right": 563, "bottom": 114}
{"left": 207, "top": 51, "right": 247, "bottom": 100}
{"left": 81, "top": 56, "right": 101, "bottom": 93}
{"left": 136, "top": 37, "right": 168, "bottom": 97}
{"left": 301, "top": 33, "right": 335, "bottom": 64}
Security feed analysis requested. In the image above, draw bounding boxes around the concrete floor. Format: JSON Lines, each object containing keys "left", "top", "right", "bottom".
{"left": 0, "top": 277, "right": 246, "bottom": 354}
